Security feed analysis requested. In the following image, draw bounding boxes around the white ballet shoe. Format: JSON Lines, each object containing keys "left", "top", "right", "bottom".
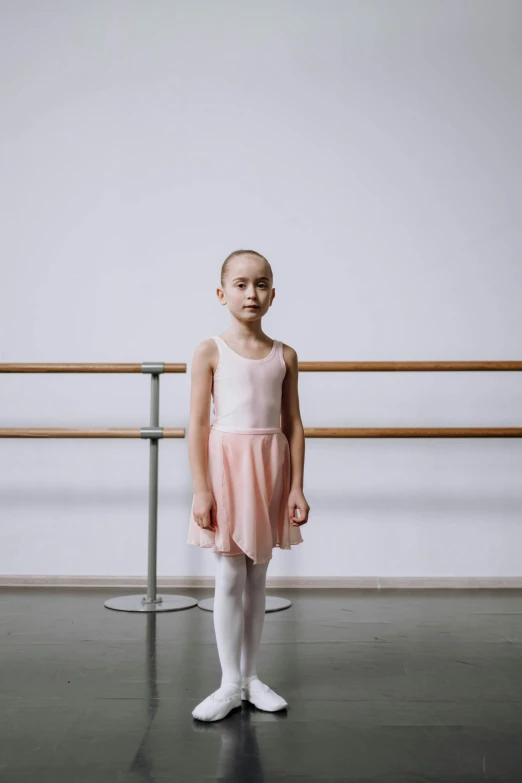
{"left": 240, "top": 676, "right": 288, "bottom": 712}
{"left": 192, "top": 683, "right": 242, "bottom": 722}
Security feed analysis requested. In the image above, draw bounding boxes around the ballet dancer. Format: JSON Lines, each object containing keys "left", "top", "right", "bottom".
{"left": 187, "top": 249, "right": 309, "bottom": 721}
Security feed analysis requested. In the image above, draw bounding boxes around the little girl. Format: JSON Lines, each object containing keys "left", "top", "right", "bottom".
{"left": 186, "top": 249, "right": 310, "bottom": 722}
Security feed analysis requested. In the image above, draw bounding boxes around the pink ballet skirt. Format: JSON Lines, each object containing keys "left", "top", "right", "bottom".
{"left": 186, "top": 335, "right": 304, "bottom": 565}
{"left": 187, "top": 425, "right": 303, "bottom": 564}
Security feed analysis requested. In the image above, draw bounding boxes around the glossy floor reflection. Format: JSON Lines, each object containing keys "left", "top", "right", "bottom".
{"left": 1, "top": 587, "right": 522, "bottom": 782}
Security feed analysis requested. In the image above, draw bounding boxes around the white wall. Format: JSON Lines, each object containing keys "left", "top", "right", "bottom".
{"left": 1, "top": 0, "right": 521, "bottom": 582}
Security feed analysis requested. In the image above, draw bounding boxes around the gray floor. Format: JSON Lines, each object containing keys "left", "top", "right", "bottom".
{"left": 1, "top": 587, "right": 522, "bottom": 782}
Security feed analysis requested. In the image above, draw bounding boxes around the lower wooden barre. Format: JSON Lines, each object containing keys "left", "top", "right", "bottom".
{"left": 0, "top": 427, "right": 521, "bottom": 438}
{"left": 0, "top": 428, "right": 186, "bottom": 438}
{"left": 304, "top": 427, "right": 522, "bottom": 437}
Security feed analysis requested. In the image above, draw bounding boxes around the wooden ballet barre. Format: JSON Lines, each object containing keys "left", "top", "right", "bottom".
{"left": 1, "top": 427, "right": 521, "bottom": 438}
{"left": 297, "top": 360, "right": 522, "bottom": 372}
{"left": 0, "top": 428, "right": 185, "bottom": 438}
{"left": 1, "top": 360, "right": 522, "bottom": 373}
{"left": 304, "top": 427, "right": 522, "bottom": 438}
{"left": 0, "top": 363, "right": 186, "bottom": 373}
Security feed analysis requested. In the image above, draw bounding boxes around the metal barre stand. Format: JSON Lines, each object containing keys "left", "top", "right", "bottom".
{"left": 104, "top": 363, "right": 291, "bottom": 614}
{"left": 105, "top": 363, "right": 197, "bottom": 613}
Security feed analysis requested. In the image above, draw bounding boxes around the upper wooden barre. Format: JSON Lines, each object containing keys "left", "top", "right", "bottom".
{"left": 0, "top": 363, "right": 186, "bottom": 373}
{"left": 1, "top": 361, "right": 522, "bottom": 373}
{"left": 299, "top": 361, "right": 522, "bottom": 371}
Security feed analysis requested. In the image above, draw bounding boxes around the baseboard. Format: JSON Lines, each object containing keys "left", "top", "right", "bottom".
{"left": 1, "top": 575, "right": 521, "bottom": 589}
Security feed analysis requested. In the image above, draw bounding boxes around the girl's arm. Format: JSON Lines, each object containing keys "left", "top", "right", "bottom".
{"left": 281, "top": 344, "right": 309, "bottom": 524}
{"left": 187, "top": 341, "right": 214, "bottom": 493}
{"left": 280, "top": 344, "right": 305, "bottom": 491}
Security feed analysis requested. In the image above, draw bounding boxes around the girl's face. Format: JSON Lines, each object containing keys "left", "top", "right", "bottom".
{"left": 220, "top": 257, "right": 274, "bottom": 319}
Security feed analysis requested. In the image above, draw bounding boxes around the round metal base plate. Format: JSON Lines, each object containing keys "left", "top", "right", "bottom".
{"left": 104, "top": 594, "right": 199, "bottom": 612}
{"left": 198, "top": 595, "right": 292, "bottom": 612}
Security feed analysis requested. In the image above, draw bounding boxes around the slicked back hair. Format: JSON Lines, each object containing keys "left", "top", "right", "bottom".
{"left": 220, "top": 250, "right": 273, "bottom": 288}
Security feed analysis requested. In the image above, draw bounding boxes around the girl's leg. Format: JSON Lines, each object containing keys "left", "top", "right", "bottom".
{"left": 213, "top": 552, "right": 247, "bottom": 687}
{"left": 240, "top": 556, "right": 270, "bottom": 683}
{"left": 239, "top": 555, "right": 289, "bottom": 712}
{"left": 192, "top": 552, "right": 246, "bottom": 721}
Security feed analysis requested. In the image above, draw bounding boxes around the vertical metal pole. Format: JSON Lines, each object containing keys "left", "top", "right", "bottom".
{"left": 146, "top": 372, "right": 160, "bottom": 603}
{"left": 105, "top": 361, "right": 198, "bottom": 612}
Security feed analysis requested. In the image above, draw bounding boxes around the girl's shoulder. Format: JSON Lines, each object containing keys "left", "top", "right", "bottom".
{"left": 192, "top": 337, "right": 219, "bottom": 374}
{"left": 280, "top": 341, "right": 297, "bottom": 369}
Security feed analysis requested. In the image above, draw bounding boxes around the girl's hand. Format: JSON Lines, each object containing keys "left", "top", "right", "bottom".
{"left": 288, "top": 489, "right": 310, "bottom": 525}
{"left": 193, "top": 491, "right": 217, "bottom": 531}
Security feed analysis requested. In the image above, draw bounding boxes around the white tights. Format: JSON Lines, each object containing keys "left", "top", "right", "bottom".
{"left": 213, "top": 552, "right": 270, "bottom": 688}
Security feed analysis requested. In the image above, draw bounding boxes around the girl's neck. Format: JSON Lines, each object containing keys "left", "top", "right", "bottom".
{"left": 223, "top": 323, "right": 267, "bottom": 343}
